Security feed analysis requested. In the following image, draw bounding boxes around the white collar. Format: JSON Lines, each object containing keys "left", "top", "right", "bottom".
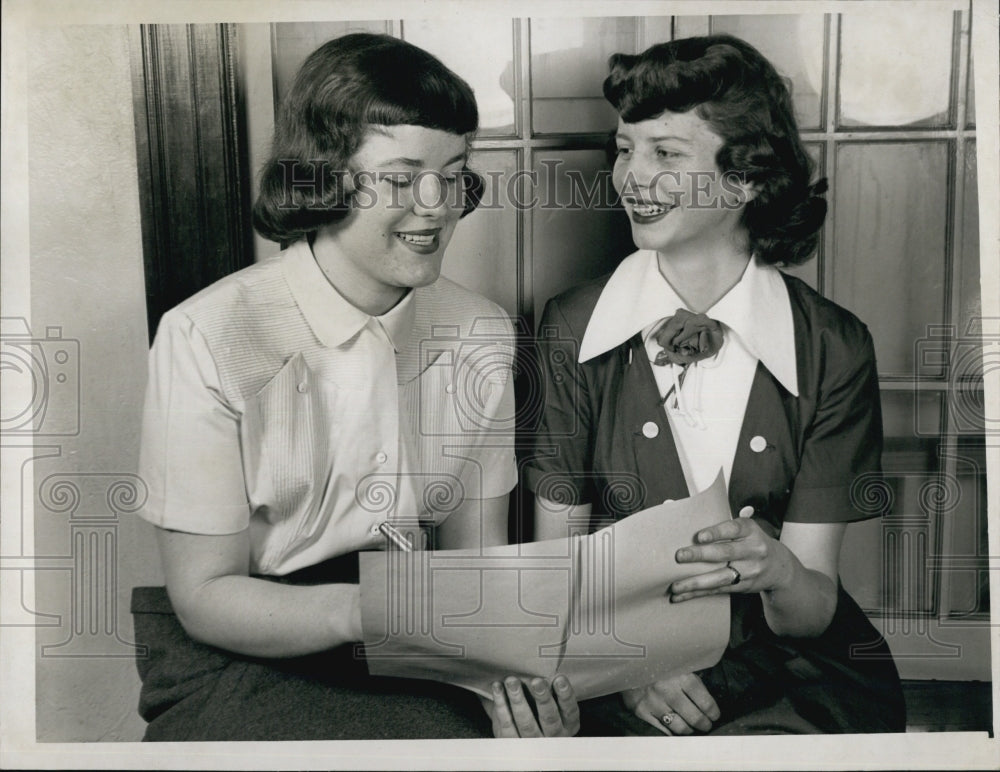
{"left": 282, "top": 238, "right": 415, "bottom": 352}
{"left": 579, "top": 250, "right": 799, "bottom": 396}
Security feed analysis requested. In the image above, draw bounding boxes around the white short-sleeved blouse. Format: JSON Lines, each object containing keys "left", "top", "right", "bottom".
{"left": 139, "top": 240, "right": 517, "bottom": 575}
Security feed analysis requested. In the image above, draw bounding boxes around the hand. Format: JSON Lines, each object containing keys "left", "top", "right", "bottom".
{"left": 483, "top": 675, "right": 580, "bottom": 737}
{"left": 670, "top": 517, "right": 793, "bottom": 602}
{"left": 622, "top": 672, "right": 720, "bottom": 735}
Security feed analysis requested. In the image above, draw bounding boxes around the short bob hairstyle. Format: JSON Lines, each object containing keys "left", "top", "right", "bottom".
{"left": 253, "top": 33, "right": 482, "bottom": 244}
{"left": 604, "top": 34, "right": 827, "bottom": 266}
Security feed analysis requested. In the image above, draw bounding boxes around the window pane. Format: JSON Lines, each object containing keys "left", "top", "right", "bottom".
{"left": 403, "top": 19, "right": 516, "bottom": 135}
{"left": 711, "top": 14, "right": 825, "bottom": 129}
{"left": 838, "top": 10, "right": 953, "bottom": 128}
{"left": 271, "top": 21, "right": 391, "bottom": 101}
{"left": 531, "top": 18, "right": 638, "bottom": 134}
{"left": 947, "top": 440, "right": 989, "bottom": 617}
{"left": 531, "top": 150, "right": 633, "bottom": 321}
{"left": 966, "top": 53, "right": 976, "bottom": 127}
{"left": 959, "top": 141, "right": 981, "bottom": 358}
{"left": 832, "top": 142, "right": 950, "bottom": 377}
{"left": 840, "top": 391, "right": 943, "bottom": 614}
{"left": 441, "top": 150, "right": 519, "bottom": 317}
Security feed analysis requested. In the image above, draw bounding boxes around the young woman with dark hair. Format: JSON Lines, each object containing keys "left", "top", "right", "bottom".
{"left": 131, "top": 32, "right": 567, "bottom": 740}
{"left": 514, "top": 34, "right": 905, "bottom": 736}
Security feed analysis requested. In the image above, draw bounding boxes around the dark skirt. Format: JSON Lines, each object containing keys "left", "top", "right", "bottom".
{"left": 130, "top": 554, "right": 492, "bottom": 741}
{"left": 579, "top": 585, "right": 906, "bottom": 736}
{"left": 132, "top": 562, "right": 905, "bottom": 739}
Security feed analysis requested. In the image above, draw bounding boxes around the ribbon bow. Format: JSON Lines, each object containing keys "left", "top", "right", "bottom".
{"left": 650, "top": 309, "right": 725, "bottom": 425}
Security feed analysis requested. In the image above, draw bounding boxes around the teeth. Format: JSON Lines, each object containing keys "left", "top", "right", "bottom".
{"left": 396, "top": 233, "right": 435, "bottom": 245}
{"left": 632, "top": 203, "right": 667, "bottom": 216}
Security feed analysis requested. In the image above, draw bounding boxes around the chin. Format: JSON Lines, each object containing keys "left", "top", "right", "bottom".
{"left": 630, "top": 231, "right": 669, "bottom": 251}
{"left": 400, "top": 262, "right": 443, "bottom": 289}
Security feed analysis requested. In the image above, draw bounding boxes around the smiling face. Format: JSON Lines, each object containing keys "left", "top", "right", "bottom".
{"left": 612, "top": 109, "right": 751, "bottom": 261}
{"left": 312, "top": 125, "right": 469, "bottom": 315}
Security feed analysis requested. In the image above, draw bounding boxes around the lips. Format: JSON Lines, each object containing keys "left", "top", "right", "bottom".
{"left": 394, "top": 228, "right": 441, "bottom": 254}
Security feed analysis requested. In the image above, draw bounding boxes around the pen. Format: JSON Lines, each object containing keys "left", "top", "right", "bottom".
{"left": 377, "top": 521, "right": 413, "bottom": 552}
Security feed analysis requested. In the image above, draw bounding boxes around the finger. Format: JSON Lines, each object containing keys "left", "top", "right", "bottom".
{"left": 676, "top": 543, "right": 740, "bottom": 564}
{"left": 552, "top": 675, "right": 581, "bottom": 733}
{"left": 671, "top": 566, "right": 744, "bottom": 597}
{"left": 649, "top": 680, "right": 713, "bottom": 733}
{"left": 649, "top": 691, "right": 709, "bottom": 734}
{"left": 634, "top": 700, "right": 673, "bottom": 736}
{"left": 693, "top": 519, "right": 751, "bottom": 545}
{"left": 621, "top": 686, "right": 644, "bottom": 712}
{"left": 504, "top": 677, "right": 543, "bottom": 738}
{"left": 682, "top": 677, "right": 721, "bottom": 723}
{"left": 651, "top": 706, "right": 695, "bottom": 736}
{"left": 491, "top": 681, "right": 518, "bottom": 737}
{"left": 527, "top": 678, "right": 564, "bottom": 737}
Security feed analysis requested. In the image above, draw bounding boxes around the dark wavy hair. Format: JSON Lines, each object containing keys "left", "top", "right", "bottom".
{"left": 253, "top": 33, "right": 483, "bottom": 244}
{"left": 603, "top": 34, "right": 827, "bottom": 265}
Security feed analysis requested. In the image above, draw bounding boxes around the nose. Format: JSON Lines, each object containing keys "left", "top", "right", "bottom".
{"left": 412, "top": 171, "right": 452, "bottom": 218}
{"left": 614, "top": 154, "right": 656, "bottom": 201}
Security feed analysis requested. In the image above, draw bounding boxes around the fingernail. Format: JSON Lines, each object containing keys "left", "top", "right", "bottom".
{"left": 677, "top": 548, "right": 691, "bottom": 561}
{"left": 554, "top": 676, "right": 569, "bottom": 692}
{"left": 505, "top": 677, "right": 520, "bottom": 692}
{"left": 697, "top": 532, "right": 710, "bottom": 543}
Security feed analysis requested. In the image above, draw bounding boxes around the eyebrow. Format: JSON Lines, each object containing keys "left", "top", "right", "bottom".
{"left": 375, "top": 153, "right": 468, "bottom": 168}
{"left": 615, "top": 133, "right": 693, "bottom": 145}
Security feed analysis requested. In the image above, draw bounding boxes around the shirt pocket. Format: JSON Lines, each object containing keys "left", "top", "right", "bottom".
{"left": 241, "top": 352, "right": 330, "bottom": 528}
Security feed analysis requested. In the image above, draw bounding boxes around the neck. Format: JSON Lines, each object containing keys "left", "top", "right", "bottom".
{"left": 656, "top": 235, "right": 751, "bottom": 313}
{"left": 310, "top": 231, "right": 405, "bottom": 317}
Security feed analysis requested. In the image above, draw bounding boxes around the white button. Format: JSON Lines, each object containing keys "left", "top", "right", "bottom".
{"left": 642, "top": 421, "right": 659, "bottom": 438}
{"left": 375, "top": 451, "right": 388, "bottom": 464}
{"left": 664, "top": 499, "right": 674, "bottom": 504}
{"left": 370, "top": 523, "right": 381, "bottom": 535}
{"left": 739, "top": 505, "right": 755, "bottom": 518}
{"left": 296, "top": 382, "right": 307, "bottom": 393}
{"left": 750, "top": 435, "right": 767, "bottom": 453}
{"left": 445, "top": 384, "right": 455, "bottom": 394}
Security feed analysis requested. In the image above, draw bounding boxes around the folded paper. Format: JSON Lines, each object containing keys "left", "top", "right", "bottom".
{"left": 360, "top": 473, "right": 731, "bottom": 700}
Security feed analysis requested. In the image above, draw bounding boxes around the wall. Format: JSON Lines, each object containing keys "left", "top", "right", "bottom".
{"left": 27, "top": 24, "right": 160, "bottom": 742}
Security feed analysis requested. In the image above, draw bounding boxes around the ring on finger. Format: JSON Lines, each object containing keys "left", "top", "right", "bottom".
{"left": 725, "top": 561, "right": 741, "bottom": 586}
{"left": 660, "top": 712, "right": 675, "bottom": 727}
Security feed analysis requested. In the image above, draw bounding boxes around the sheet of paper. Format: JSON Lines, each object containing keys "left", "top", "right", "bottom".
{"left": 360, "top": 473, "right": 731, "bottom": 700}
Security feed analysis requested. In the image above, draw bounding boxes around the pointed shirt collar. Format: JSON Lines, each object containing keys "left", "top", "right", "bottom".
{"left": 282, "top": 238, "right": 415, "bottom": 352}
{"left": 578, "top": 249, "right": 799, "bottom": 396}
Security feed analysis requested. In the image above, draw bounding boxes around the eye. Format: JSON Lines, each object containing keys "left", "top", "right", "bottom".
{"left": 615, "top": 146, "right": 632, "bottom": 157}
{"left": 655, "top": 148, "right": 681, "bottom": 160}
{"left": 383, "top": 172, "right": 415, "bottom": 189}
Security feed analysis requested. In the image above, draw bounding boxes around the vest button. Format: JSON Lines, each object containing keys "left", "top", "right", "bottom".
{"left": 750, "top": 435, "right": 767, "bottom": 453}
{"left": 738, "top": 505, "right": 755, "bottom": 518}
{"left": 642, "top": 421, "right": 659, "bottom": 439}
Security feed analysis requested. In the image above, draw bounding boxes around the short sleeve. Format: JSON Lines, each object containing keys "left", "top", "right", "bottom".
{"left": 138, "top": 311, "right": 251, "bottom": 534}
{"left": 472, "top": 368, "right": 518, "bottom": 499}
{"left": 785, "top": 328, "right": 883, "bottom": 523}
{"left": 522, "top": 298, "right": 595, "bottom": 505}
